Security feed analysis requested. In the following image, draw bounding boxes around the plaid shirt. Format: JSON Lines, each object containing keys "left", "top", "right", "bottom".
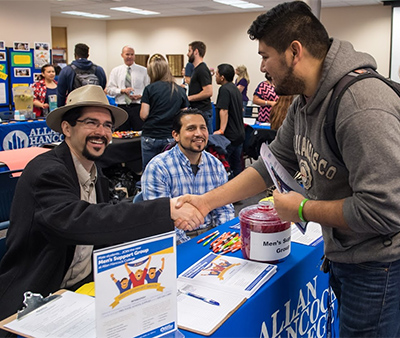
{"left": 31, "top": 79, "right": 57, "bottom": 117}
{"left": 142, "top": 145, "right": 234, "bottom": 244}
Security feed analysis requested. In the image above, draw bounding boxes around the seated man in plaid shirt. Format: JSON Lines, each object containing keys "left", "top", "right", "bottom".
{"left": 142, "top": 108, "right": 234, "bottom": 244}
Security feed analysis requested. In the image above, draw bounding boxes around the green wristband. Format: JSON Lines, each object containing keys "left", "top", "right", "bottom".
{"left": 298, "top": 198, "right": 309, "bottom": 222}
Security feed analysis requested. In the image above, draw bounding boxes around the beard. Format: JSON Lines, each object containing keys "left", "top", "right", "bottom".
{"left": 180, "top": 138, "right": 206, "bottom": 154}
{"left": 188, "top": 53, "right": 195, "bottom": 64}
{"left": 273, "top": 59, "right": 305, "bottom": 96}
{"left": 82, "top": 136, "right": 108, "bottom": 161}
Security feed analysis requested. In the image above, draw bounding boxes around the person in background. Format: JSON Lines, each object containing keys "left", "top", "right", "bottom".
{"left": 0, "top": 85, "right": 202, "bottom": 324}
{"left": 32, "top": 64, "right": 57, "bottom": 117}
{"left": 177, "top": 2, "right": 400, "bottom": 337}
{"left": 215, "top": 63, "right": 245, "bottom": 178}
{"left": 235, "top": 65, "right": 250, "bottom": 116}
{"left": 252, "top": 73, "right": 278, "bottom": 123}
{"left": 140, "top": 55, "right": 189, "bottom": 171}
{"left": 107, "top": 45, "right": 150, "bottom": 131}
{"left": 183, "top": 61, "right": 194, "bottom": 85}
{"left": 54, "top": 65, "right": 62, "bottom": 82}
{"left": 269, "top": 95, "right": 295, "bottom": 130}
{"left": 186, "top": 41, "right": 213, "bottom": 133}
{"left": 142, "top": 108, "right": 234, "bottom": 244}
{"left": 57, "top": 43, "right": 107, "bottom": 107}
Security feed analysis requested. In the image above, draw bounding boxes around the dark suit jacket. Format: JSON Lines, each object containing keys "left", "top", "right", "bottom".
{"left": 0, "top": 142, "right": 173, "bottom": 320}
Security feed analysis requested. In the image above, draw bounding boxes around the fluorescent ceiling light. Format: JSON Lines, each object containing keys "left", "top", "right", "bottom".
{"left": 233, "top": 3, "right": 263, "bottom": 8}
{"left": 213, "top": 0, "right": 262, "bottom": 9}
{"left": 111, "top": 6, "right": 160, "bottom": 15}
{"left": 61, "top": 11, "right": 109, "bottom": 18}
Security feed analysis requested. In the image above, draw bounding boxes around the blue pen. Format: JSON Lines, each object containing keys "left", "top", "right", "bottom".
{"left": 179, "top": 290, "right": 220, "bottom": 306}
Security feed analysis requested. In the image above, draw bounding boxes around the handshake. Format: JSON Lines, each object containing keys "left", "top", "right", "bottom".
{"left": 170, "top": 195, "right": 210, "bottom": 231}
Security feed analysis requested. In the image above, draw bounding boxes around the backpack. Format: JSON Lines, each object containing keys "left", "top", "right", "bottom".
{"left": 324, "top": 68, "right": 400, "bottom": 162}
{"left": 71, "top": 64, "right": 100, "bottom": 89}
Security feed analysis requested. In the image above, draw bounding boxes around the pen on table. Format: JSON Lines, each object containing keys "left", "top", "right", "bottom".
{"left": 211, "top": 232, "right": 229, "bottom": 248}
{"left": 179, "top": 289, "right": 220, "bottom": 306}
{"left": 197, "top": 230, "right": 219, "bottom": 244}
{"left": 203, "top": 232, "right": 219, "bottom": 246}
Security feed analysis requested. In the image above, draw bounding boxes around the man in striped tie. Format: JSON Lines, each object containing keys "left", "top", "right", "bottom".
{"left": 106, "top": 45, "right": 150, "bottom": 131}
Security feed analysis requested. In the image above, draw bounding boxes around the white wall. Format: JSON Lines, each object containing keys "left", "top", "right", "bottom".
{"left": 103, "top": 5, "right": 391, "bottom": 101}
{"left": 51, "top": 17, "right": 108, "bottom": 72}
{"left": 321, "top": 5, "right": 391, "bottom": 76}
{"left": 0, "top": 1, "right": 52, "bottom": 48}
{"left": 1, "top": 1, "right": 390, "bottom": 101}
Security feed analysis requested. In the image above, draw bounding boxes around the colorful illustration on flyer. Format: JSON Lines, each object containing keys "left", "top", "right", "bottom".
{"left": 201, "top": 258, "right": 239, "bottom": 280}
{"left": 109, "top": 255, "right": 166, "bottom": 308}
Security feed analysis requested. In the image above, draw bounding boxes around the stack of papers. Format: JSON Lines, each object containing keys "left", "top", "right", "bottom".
{"left": 177, "top": 252, "right": 277, "bottom": 335}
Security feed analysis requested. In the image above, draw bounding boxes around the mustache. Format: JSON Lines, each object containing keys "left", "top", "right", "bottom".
{"left": 86, "top": 136, "right": 108, "bottom": 144}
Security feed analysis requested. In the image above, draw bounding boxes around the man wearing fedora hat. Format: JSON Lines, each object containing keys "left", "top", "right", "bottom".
{"left": 0, "top": 85, "right": 203, "bottom": 323}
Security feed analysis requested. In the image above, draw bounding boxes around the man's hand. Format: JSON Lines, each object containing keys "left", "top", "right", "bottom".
{"left": 175, "top": 194, "right": 211, "bottom": 219}
{"left": 170, "top": 197, "right": 204, "bottom": 231}
{"left": 272, "top": 190, "right": 304, "bottom": 222}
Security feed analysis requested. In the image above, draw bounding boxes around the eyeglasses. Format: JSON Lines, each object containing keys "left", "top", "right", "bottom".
{"left": 76, "top": 118, "right": 115, "bottom": 133}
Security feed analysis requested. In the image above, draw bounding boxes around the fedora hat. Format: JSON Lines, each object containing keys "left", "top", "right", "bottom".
{"left": 46, "top": 85, "right": 128, "bottom": 133}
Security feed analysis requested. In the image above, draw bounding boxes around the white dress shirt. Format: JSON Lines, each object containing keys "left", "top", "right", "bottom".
{"left": 107, "top": 63, "right": 150, "bottom": 104}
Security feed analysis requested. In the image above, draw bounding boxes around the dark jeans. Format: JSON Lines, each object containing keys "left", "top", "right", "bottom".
{"left": 226, "top": 143, "right": 243, "bottom": 178}
{"left": 330, "top": 259, "right": 400, "bottom": 337}
{"left": 117, "top": 104, "right": 143, "bottom": 131}
{"left": 141, "top": 136, "right": 174, "bottom": 171}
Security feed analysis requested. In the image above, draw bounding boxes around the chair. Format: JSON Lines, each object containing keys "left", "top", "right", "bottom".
{"left": 0, "top": 169, "right": 22, "bottom": 225}
{"left": 133, "top": 191, "right": 143, "bottom": 203}
{"left": 0, "top": 222, "right": 8, "bottom": 261}
{"left": 0, "top": 111, "right": 14, "bottom": 121}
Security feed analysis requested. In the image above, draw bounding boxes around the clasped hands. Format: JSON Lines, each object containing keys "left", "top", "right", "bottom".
{"left": 170, "top": 195, "right": 210, "bottom": 231}
{"left": 171, "top": 190, "right": 306, "bottom": 231}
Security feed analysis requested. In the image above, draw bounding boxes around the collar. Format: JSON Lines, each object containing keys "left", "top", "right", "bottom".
{"left": 71, "top": 153, "right": 97, "bottom": 188}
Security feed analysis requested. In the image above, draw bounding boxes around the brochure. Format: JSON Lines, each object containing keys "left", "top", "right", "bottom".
{"left": 93, "top": 231, "right": 180, "bottom": 338}
{"left": 177, "top": 252, "right": 277, "bottom": 335}
{"left": 260, "top": 143, "right": 308, "bottom": 234}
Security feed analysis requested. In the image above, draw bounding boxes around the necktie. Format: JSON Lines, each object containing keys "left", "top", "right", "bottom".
{"left": 125, "top": 66, "right": 132, "bottom": 105}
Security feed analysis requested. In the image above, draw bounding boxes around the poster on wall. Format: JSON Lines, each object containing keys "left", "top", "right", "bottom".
{"left": 0, "top": 41, "right": 5, "bottom": 50}
{"left": 34, "top": 42, "right": 50, "bottom": 68}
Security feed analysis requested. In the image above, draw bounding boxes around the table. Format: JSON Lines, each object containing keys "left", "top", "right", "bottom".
{"left": 177, "top": 218, "right": 338, "bottom": 338}
{"left": 0, "top": 120, "right": 63, "bottom": 151}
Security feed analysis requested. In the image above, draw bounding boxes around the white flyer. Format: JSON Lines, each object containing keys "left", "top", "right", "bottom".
{"left": 260, "top": 143, "right": 308, "bottom": 234}
{"left": 93, "top": 232, "right": 180, "bottom": 338}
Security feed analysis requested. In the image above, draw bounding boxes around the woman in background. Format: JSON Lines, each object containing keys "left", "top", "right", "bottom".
{"left": 140, "top": 55, "right": 189, "bottom": 170}
{"left": 32, "top": 64, "right": 57, "bottom": 117}
{"left": 252, "top": 73, "right": 278, "bottom": 123}
{"left": 235, "top": 65, "right": 250, "bottom": 116}
{"left": 269, "top": 95, "right": 295, "bottom": 130}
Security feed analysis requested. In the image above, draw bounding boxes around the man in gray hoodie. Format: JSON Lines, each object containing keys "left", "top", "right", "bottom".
{"left": 176, "top": 1, "right": 400, "bottom": 337}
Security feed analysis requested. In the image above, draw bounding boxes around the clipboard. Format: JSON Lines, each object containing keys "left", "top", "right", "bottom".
{"left": 178, "top": 298, "right": 246, "bottom": 336}
{"left": 0, "top": 289, "right": 96, "bottom": 338}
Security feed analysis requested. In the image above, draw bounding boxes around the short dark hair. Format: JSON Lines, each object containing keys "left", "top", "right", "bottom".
{"left": 172, "top": 108, "right": 207, "bottom": 133}
{"left": 74, "top": 43, "right": 89, "bottom": 59}
{"left": 217, "top": 64, "right": 235, "bottom": 82}
{"left": 247, "top": 1, "right": 330, "bottom": 59}
{"left": 61, "top": 107, "right": 83, "bottom": 127}
{"left": 189, "top": 41, "right": 206, "bottom": 58}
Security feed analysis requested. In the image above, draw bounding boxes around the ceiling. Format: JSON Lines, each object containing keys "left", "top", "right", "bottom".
{"left": 48, "top": 0, "right": 387, "bottom": 20}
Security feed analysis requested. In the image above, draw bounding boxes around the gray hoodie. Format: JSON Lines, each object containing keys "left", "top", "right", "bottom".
{"left": 253, "top": 38, "right": 400, "bottom": 264}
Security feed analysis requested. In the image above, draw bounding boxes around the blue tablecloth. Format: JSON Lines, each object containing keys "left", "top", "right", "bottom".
{"left": 0, "top": 120, "right": 63, "bottom": 151}
{"left": 177, "top": 218, "right": 338, "bottom": 338}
